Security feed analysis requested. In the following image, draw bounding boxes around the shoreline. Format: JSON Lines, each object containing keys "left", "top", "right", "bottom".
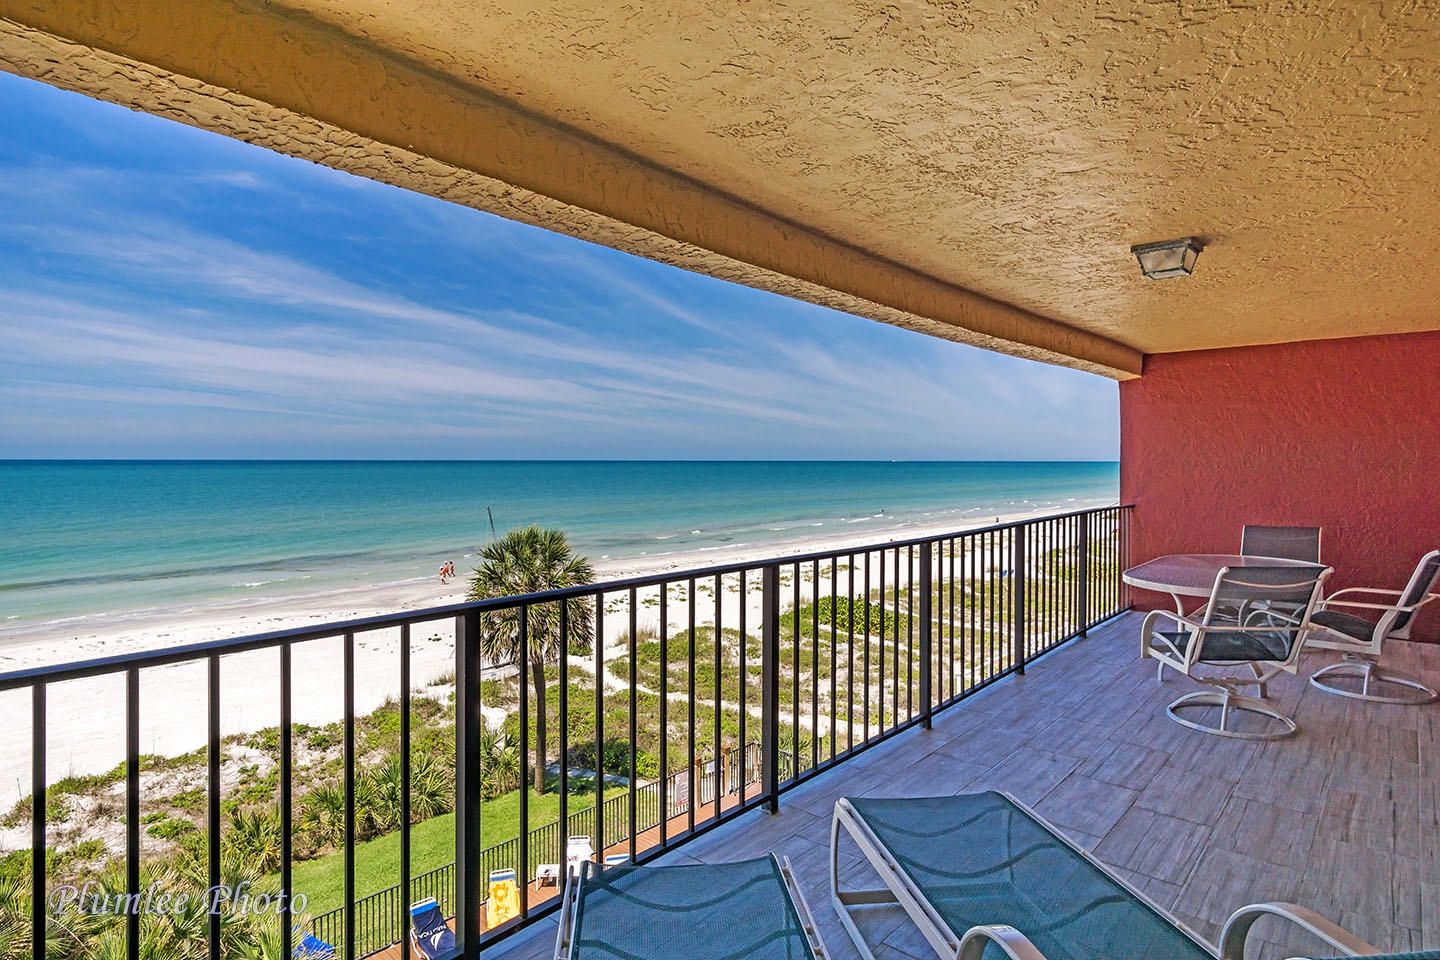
{"left": 0, "top": 502, "right": 1113, "bottom": 806}
{"left": 0, "top": 501, "right": 1112, "bottom": 673}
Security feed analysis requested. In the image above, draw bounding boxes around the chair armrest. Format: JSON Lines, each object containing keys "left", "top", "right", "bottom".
{"left": 957, "top": 924, "right": 1050, "bottom": 960}
{"left": 1319, "top": 593, "right": 1439, "bottom": 615}
{"left": 1326, "top": 587, "right": 1403, "bottom": 601}
{"left": 1218, "top": 902, "right": 1381, "bottom": 959}
{"left": 1142, "top": 608, "right": 1193, "bottom": 630}
{"left": 1140, "top": 608, "right": 1192, "bottom": 661}
{"left": 1316, "top": 599, "right": 1401, "bottom": 613}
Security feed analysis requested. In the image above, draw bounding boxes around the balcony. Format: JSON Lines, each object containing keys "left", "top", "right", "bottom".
{"left": 484, "top": 607, "right": 1437, "bottom": 960}
{"left": 5, "top": 504, "right": 1435, "bottom": 960}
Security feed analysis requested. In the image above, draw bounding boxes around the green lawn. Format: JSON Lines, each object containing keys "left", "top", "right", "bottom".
{"left": 283, "top": 783, "right": 627, "bottom": 915}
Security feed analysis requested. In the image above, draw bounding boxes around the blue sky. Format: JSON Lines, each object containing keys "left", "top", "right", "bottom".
{"left": 0, "top": 72, "right": 1118, "bottom": 460}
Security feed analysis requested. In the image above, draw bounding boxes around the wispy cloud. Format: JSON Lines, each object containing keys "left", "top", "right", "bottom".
{"left": 0, "top": 70, "right": 1118, "bottom": 459}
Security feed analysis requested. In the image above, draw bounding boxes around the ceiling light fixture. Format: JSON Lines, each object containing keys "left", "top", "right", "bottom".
{"left": 1130, "top": 237, "right": 1204, "bottom": 279}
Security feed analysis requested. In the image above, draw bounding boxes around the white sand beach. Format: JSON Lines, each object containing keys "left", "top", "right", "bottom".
{"left": 0, "top": 505, "right": 1083, "bottom": 808}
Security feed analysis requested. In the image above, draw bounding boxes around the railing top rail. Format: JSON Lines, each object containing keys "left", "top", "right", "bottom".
{"left": 0, "top": 503, "right": 1130, "bottom": 689}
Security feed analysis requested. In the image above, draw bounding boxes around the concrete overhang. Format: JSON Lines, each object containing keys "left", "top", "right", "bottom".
{"left": 5, "top": 2, "right": 1440, "bottom": 381}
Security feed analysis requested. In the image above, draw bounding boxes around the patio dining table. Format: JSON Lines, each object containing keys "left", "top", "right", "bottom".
{"left": 1122, "top": 553, "right": 1325, "bottom": 616}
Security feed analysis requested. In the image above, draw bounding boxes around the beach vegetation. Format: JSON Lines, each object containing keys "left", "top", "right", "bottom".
{"left": 146, "top": 815, "right": 198, "bottom": 841}
{"left": 779, "top": 595, "right": 912, "bottom": 640}
{"left": 227, "top": 807, "right": 285, "bottom": 873}
{"left": 467, "top": 525, "right": 596, "bottom": 793}
{"left": 479, "top": 728, "right": 522, "bottom": 799}
{"left": 0, "top": 849, "right": 309, "bottom": 960}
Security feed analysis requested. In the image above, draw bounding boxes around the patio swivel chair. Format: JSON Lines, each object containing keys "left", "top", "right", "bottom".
{"left": 409, "top": 897, "right": 457, "bottom": 959}
{"left": 1142, "top": 564, "right": 1330, "bottom": 739}
{"left": 1229, "top": 525, "right": 1324, "bottom": 638}
{"left": 1305, "top": 549, "right": 1440, "bottom": 704}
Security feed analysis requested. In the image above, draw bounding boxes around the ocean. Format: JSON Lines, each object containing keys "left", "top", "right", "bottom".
{"left": 0, "top": 460, "right": 1117, "bottom": 638}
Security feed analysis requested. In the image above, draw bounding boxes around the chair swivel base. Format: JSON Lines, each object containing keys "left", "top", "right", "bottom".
{"left": 1309, "top": 659, "right": 1438, "bottom": 705}
{"left": 1166, "top": 689, "right": 1297, "bottom": 740}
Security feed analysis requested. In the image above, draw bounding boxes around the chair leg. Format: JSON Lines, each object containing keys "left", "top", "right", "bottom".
{"left": 1166, "top": 688, "right": 1297, "bottom": 740}
{"left": 1310, "top": 657, "right": 1438, "bottom": 705}
{"left": 1248, "top": 661, "right": 1268, "bottom": 699}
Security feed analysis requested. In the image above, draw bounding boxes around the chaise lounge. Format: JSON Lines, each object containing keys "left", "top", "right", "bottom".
{"left": 830, "top": 791, "right": 1425, "bottom": 960}
{"left": 554, "top": 854, "right": 826, "bottom": 960}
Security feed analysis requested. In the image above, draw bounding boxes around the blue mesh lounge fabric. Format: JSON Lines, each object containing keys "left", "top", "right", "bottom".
{"left": 554, "top": 854, "right": 825, "bottom": 960}
{"left": 831, "top": 792, "right": 1214, "bottom": 960}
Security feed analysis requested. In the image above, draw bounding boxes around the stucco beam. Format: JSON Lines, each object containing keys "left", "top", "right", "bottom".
{"left": 0, "top": 0, "right": 1142, "bottom": 379}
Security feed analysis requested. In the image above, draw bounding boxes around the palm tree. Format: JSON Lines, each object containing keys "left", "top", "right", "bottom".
{"left": 296, "top": 784, "right": 345, "bottom": 852}
{"left": 225, "top": 807, "right": 284, "bottom": 874}
{"left": 468, "top": 525, "right": 594, "bottom": 793}
{"left": 478, "top": 727, "right": 522, "bottom": 799}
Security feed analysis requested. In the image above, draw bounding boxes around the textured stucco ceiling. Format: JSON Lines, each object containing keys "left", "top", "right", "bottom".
{"left": 3, "top": 0, "right": 1440, "bottom": 376}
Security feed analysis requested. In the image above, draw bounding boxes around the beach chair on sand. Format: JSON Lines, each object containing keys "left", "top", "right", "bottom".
{"left": 409, "top": 897, "right": 457, "bottom": 959}
{"left": 831, "top": 791, "right": 1391, "bottom": 960}
{"left": 555, "top": 855, "right": 827, "bottom": 960}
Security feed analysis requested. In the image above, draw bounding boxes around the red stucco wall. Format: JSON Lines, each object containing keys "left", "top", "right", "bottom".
{"left": 1119, "top": 330, "right": 1440, "bottom": 641}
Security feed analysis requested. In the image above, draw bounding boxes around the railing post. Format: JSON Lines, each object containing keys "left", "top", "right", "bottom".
{"left": 455, "top": 611, "right": 484, "bottom": 960}
{"left": 32, "top": 684, "right": 46, "bottom": 960}
{"left": 1078, "top": 511, "right": 1091, "bottom": 636}
{"left": 761, "top": 563, "right": 781, "bottom": 814}
{"left": 1012, "top": 526, "right": 1027, "bottom": 675}
{"left": 919, "top": 545, "right": 933, "bottom": 729}
{"left": 125, "top": 668, "right": 140, "bottom": 960}
{"left": 343, "top": 633, "right": 356, "bottom": 960}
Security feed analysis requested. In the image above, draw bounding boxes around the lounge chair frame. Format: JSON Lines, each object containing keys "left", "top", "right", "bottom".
{"left": 831, "top": 793, "right": 1388, "bottom": 960}
{"left": 831, "top": 792, "right": 1215, "bottom": 960}
{"left": 554, "top": 854, "right": 827, "bottom": 960}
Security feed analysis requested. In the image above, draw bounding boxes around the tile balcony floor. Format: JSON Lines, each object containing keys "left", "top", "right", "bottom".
{"left": 485, "top": 610, "right": 1440, "bottom": 960}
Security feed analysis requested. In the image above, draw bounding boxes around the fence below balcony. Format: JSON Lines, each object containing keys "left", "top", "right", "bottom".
{"left": 1, "top": 504, "right": 1130, "bottom": 960}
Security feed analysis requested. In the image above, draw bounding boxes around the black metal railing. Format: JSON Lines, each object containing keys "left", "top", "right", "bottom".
{"left": 1, "top": 505, "right": 1130, "bottom": 960}
{"left": 307, "top": 750, "right": 774, "bottom": 959}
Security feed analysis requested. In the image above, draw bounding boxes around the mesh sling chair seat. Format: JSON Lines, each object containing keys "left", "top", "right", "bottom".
{"left": 831, "top": 792, "right": 1383, "bottom": 960}
{"left": 554, "top": 855, "right": 826, "bottom": 960}
{"left": 1305, "top": 549, "right": 1440, "bottom": 705}
{"left": 1241, "top": 525, "right": 1323, "bottom": 563}
{"left": 1141, "top": 564, "right": 1330, "bottom": 740}
{"left": 1233, "top": 526, "right": 1324, "bottom": 641}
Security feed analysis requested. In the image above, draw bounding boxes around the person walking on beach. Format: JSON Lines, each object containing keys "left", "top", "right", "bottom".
{"left": 439, "top": 563, "right": 449, "bottom": 585}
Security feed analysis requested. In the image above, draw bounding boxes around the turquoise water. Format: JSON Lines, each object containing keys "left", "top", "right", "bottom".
{"left": 0, "top": 461, "right": 1117, "bottom": 634}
